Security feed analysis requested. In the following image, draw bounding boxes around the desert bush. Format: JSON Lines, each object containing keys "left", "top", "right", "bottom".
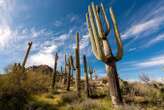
{"left": 0, "top": 64, "right": 52, "bottom": 110}
{"left": 22, "top": 71, "right": 51, "bottom": 94}
{"left": 64, "top": 98, "right": 112, "bottom": 110}
{"left": 60, "top": 92, "right": 79, "bottom": 104}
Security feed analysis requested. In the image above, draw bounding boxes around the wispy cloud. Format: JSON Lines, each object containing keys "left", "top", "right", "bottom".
{"left": 0, "top": 25, "right": 13, "bottom": 48}
{"left": 136, "top": 54, "right": 164, "bottom": 68}
{"left": 128, "top": 47, "right": 137, "bottom": 52}
{"left": 53, "top": 20, "right": 63, "bottom": 27}
{"left": 122, "top": 16, "right": 164, "bottom": 40}
{"left": 144, "top": 33, "right": 164, "bottom": 47}
{"left": 121, "top": 0, "right": 164, "bottom": 51}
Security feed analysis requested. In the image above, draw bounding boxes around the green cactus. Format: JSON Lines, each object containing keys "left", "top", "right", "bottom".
{"left": 83, "top": 55, "right": 90, "bottom": 97}
{"left": 86, "top": 2, "right": 123, "bottom": 107}
{"left": 51, "top": 52, "right": 58, "bottom": 90}
{"left": 22, "top": 41, "right": 32, "bottom": 67}
{"left": 75, "top": 32, "right": 81, "bottom": 97}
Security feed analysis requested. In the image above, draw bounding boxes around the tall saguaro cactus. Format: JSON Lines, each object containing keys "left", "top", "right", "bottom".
{"left": 22, "top": 41, "right": 32, "bottom": 67}
{"left": 63, "top": 53, "right": 68, "bottom": 84}
{"left": 51, "top": 52, "right": 58, "bottom": 90}
{"left": 86, "top": 2, "right": 123, "bottom": 107}
{"left": 66, "top": 56, "right": 71, "bottom": 91}
{"left": 83, "top": 55, "right": 90, "bottom": 97}
{"left": 75, "top": 32, "right": 81, "bottom": 97}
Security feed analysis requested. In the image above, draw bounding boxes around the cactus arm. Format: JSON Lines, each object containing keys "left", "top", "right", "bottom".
{"left": 88, "top": 5, "right": 105, "bottom": 60}
{"left": 109, "top": 7, "right": 123, "bottom": 61}
{"left": 100, "top": 3, "right": 110, "bottom": 35}
{"left": 86, "top": 13, "right": 99, "bottom": 59}
{"left": 91, "top": 3, "right": 105, "bottom": 39}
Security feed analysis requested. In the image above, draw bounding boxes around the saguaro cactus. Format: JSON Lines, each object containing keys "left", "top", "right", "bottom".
{"left": 83, "top": 55, "right": 90, "bottom": 97}
{"left": 22, "top": 41, "right": 32, "bottom": 67}
{"left": 75, "top": 32, "right": 81, "bottom": 97}
{"left": 51, "top": 52, "right": 58, "bottom": 90}
{"left": 94, "top": 69, "right": 98, "bottom": 80}
{"left": 63, "top": 53, "right": 68, "bottom": 84}
{"left": 86, "top": 2, "right": 123, "bottom": 107}
{"left": 66, "top": 56, "right": 72, "bottom": 91}
{"left": 89, "top": 66, "right": 93, "bottom": 80}
{"left": 69, "top": 55, "right": 75, "bottom": 70}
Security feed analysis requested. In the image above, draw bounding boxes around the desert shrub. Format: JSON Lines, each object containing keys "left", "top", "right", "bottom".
{"left": 0, "top": 64, "right": 51, "bottom": 110}
{"left": 120, "top": 80, "right": 129, "bottom": 95}
{"left": 22, "top": 71, "right": 51, "bottom": 94}
{"left": 0, "top": 73, "right": 27, "bottom": 110}
{"left": 60, "top": 92, "right": 79, "bottom": 104}
{"left": 64, "top": 98, "right": 112, "bottom": 110}
{"left": 101, "top": 77, "right": 108, "bottom": 84}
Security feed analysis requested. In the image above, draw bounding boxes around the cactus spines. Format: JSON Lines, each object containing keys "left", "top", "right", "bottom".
{"left": 86, "top": 2, "right": 123, "bottom": 107}
{"left": 22, "top": 41, "right": 32, "bottom": 67}
{"left": 83, "top": 55, "right": 90, "bottom": 97}
{"left": 75, "top": 32, "right": 81, "bottom": 97}
{"left": 51, "top": 52, "right": 58, "bottom": 90}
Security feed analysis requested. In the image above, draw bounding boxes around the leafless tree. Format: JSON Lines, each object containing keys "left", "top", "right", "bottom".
{"left": 139, "top": 73, "right": 150, "bottom": 83}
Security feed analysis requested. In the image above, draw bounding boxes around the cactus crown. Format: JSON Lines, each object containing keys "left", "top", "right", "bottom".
{"left": 86, "top": 2, "right": 123, "bottom": 63}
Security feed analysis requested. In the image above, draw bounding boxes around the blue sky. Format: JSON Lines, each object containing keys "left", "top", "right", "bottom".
{"left": 0, "top": 0, "right": 164, "bottom": 81}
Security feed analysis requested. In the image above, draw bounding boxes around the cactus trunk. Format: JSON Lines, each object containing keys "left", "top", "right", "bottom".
{"left": 86, "top": 2, "right": 123, "bottom": 107}
{"left": 63, "top": 53, "right": 67, "bottom": 85}
{"left": 66, "top": 57, "right": 71, "bottom": 91}
{"left": 75, "top": 32, "right": 81, "bottom": 97}
{"left": 22, "top": 41, "right": 32, "bottom": 67}
{"left": 83, "top": 55, "right": 90, "bottom": 97}
{"left": 51, "top": 53, "right": 58, "bottom": 90}
{"left": 106, "top": 63, "right": 122, "bottom": 106}
{"left": 89, "top": 66, "right": 93, "bottom": 80}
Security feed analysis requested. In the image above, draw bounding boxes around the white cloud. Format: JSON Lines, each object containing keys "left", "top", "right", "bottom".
{"left": 53, "top": 20, "right": 62, "bottom": 27}
{"left": 70, "top": 15, "right": 78, "bottom": 22}
{"left": 145, "top": 33, "right": 164, "bottom": 47}
{"left": 80, "top": 34, "right": 89, "bottom": 49}
{"left": 128, "top": 47, "right": 137, "bottom": 52}
{"left": 0, "top": 25, "right": 12, "bottom": 48}
{"left": 55, "top": 34, "right": 68, "bottom": 41}
{"left": 42, "top": 45, "right": 58, "bottom": 54}
{"left": 28, "top": 52, "right": 54, "bottom": 67}
{"left": 136, "top": 54, "right": 164, "bottom": 68}
{"left": 122, "top": 16, "right": 164, "bottom": 39}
